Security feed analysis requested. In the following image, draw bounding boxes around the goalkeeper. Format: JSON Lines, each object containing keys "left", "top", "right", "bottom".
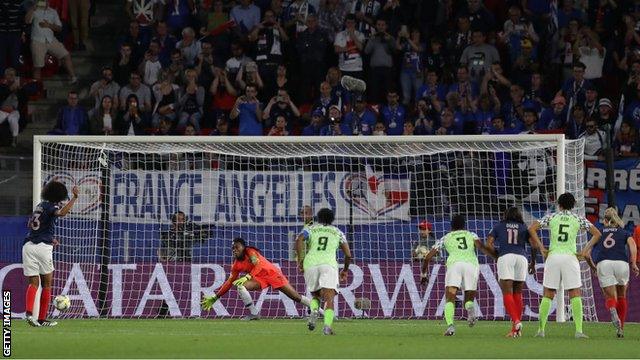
{"left": 201, "top": 237, "right": 313, "bottom": 320}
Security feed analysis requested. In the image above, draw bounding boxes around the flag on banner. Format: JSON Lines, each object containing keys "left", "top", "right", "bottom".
{"left": 350, "top": 165, "right": 411, "bottom": 220}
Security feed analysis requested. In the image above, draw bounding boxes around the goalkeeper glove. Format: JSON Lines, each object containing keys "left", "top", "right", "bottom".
{"left": 201, "top": 294, "right": 219, "bottom": 311}
{"left": 232, "top": 274, "right": 252, "bottom": 287}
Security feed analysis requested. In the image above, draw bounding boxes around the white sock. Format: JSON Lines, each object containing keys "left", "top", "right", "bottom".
{"left": 237, "top": 286, "right": 258, "bottom": 315}
{"left": 300, "top": 295, "right": 311, "bottom": 307}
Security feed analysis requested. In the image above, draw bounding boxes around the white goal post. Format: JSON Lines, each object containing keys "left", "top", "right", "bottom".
{"left": 32, "top": 134, "right": 594, "bottom": 321}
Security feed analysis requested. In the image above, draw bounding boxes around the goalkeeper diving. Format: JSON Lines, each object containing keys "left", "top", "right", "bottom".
{"left": 201, "top": 237, "right": 314, "bottom": 319}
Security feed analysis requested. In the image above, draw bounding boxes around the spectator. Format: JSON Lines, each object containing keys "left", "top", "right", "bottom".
{"left": 51, "top": 91, "right": 88, "bottom": 135}
{"left": 413, "top": 98, "right": 436, "bottom": 135}
{"left": 423, "top": 37, "right": 445, "bottom": 74}
{"left": 446, "top": 16, "right": 473, "bottom": 66}
{"left": 613, "top": 121, "right": 640, "bottom": 158}
{"left": 448, "top": 65, "right": 479, "bottom": 103}
{"left": 380, "top": 90, "right": 407, "bottom": 135}
{"left": 576, "top": 27, "right": 605, "bottom": 81}
{"left": 155, "top": 116, "right": 176, "bottom": 135}
{"left": 488, "top": 115, "right": 512, "bottom": 134}
{"left": 334, "top": 14, "right": 365, "bottom": 79}
{"left": 459, "top": 0, "right": 495, "bottom": 33}
{"left": 113, "top": 43, "right": 137, "bottom": 86}
{"left": 312, "top": 81, "right": 340, "bottom": 115}
{"left": 460, "top": 29, "right": 500, "bottom": 84}
{"left": 348, "top": 0, "right": 380, "bottom": 39}
{"left": 372, "top": 120, "right": 386, "bottom": 135}
{"left": 565, "top": 104, "right": 586, "bottom": 139}
{"left": 119, "top": 72, "right": 153, "bottom": 113}
{"left": 126, "top": 0, "right": 163, "bottom": 42}
{"left": 557, "top": 62, "right": 591, "bottom": 106}
{"left": 435, "top": 108, "right": 458, "bottom": 135}
{"left": 116, "top": 94, "right": 147, "bottom": 135}
{"left": 138, "top": 40, "right": 163, "bottom": 86}
{"left": 267, "top": 114, "right": 289, "bottom": 135}
{"left": 500, "top": 5, "right": 539, "bottom": 64}
{"left": 167, "top": 49, "right": 185, "bottom": 85}
{"left": 302, "top": 109, "right": 325, "bottom": 135}
{"left": 284, "top": 0, "right": 316, "bottom": 35}
{"left": 320, "top": 105, "right": 351, "bottom": 135}
{"left": 525, "top": 72, "right": 551, "bottom": 110}
{"left": 520, "top": 107, "right": 539, "bottom": 134}
{"left": 325, "top": 67, "right": 349, "bottom": 109}
{"left": 165, "top": 0, "right": 195, "bottom": 33}
{"left": 152, "top": 70, "right": 180, "bottom": 127}
{"left": 344, "top": 95, "right": 376, "bottom": 135}
{"left": 317, "top": 0, "right": 347, "bottom": 40}
{"left": 203, "top": 0, "right": 229, "bottom": 34}
{"left": 539, "top": 95, "right": 568, "bottom": 130}
{"left": 416, "top": 69, "right": 446, "bottom": 110}
{"left": 296, "top": 13, "right": 332, "bottom": 103}
{"left": 364, "top": 18, "right": 395, "bottom": 104}
{"left": 183, "top": 123, "right": 197, "bottom": 135}
{"left": 235, "top": 61, "right": 264, "bottom": 93}
{"left": 88, "top": 95, "right": 116, "bottom": 135}
{"left": 25, "top": 1, "right": 78, "bottom": 83}
{"left": 0, "top": 68, "right": 21, "bottom": 146}
{"left": 472, "top": 93, "right": 500, "bottom": 134}
{"left": 481, "top": 63, "right": 511, "bottom": 100}
{"left": 195, "top": 40, "right": 216, "bottom": 86}
{"left": 262, "top": 88, "right": 300, "bottom": 129}
{"left": 402, "top": 121, "right": 415, "bottom": 135}
{"left": 68, "top": 0, "right": 90, "bottom": 50}
{"left": 230, "top": 0, "right": 261, "bottom": 34}
{"left": 0, "top": 0, "right": 24, "bottom": 75}
{"left": 557, "top": 0, "right": 585, "bottom": 31}
{"left": 225, "top": 41, "right": 250, "bottom": 81}
{"left": 581, "top": 118, "right": 607, "bottom": 160}
{"left": 152, "top": 21, "right": 178, "bottom": 67}
{"left": 119, "top": 20, "right": 150, "bottom": 63}
{"left": 248, "top": 10, "right": 288, "bottom": 98}
{"left": 210, "top": 67, "right": 238, "bottom": 114}
{"left": 178, "top": 69, "right": 205, "bottom": 132}
{"left": 624, "top": 81, "right": 640, "bottom": 128}
{"left": 230, "top": 84, "right": 263, "bottom": 135}
{"left": 594, "top": 97, "right": 615, "bottom": 130}
{"left": 176, "top": 27, "right": 201, "bottom": 67}
{"left": 210, "top": 116, "right": 230, "bottom": 135}
{"left": 397, "top": 26, "right": 424, "bottom": 106}
{"left": 89, "top": 67, "right": 120, "bottom": 112}
{"left": 501, "top": 84, "right": 526, "bottom": 132}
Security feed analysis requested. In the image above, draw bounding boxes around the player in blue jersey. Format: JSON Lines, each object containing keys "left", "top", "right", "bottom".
{"left": 23, "top": 181, "right": 78, "bottom": 327}
{"left": 485, "top": 207, "right": 535, "bottom": 337}
{"left": 584, "top": 208, "right": 639, "bottom": 338}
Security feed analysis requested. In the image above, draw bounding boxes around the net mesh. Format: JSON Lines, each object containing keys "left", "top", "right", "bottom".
{"left": 36, "top": 136, "right": 594, "bottom": 321}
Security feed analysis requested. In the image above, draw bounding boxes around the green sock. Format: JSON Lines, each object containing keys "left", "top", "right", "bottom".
{"left": 464, "top": 301, "right": 474, "bottom": 310}
{"left": 324, "top": 309, "right": 335, "bottom": 327}
{"left": 444, "top": 302, "right": 454, "bottom": 326}
{"left": 571, "top": 297, "right": 583, "bottom": 334}
{"left": 538, "top": 297, "right": 552, "bottom": 332}
{"left": 310, "top": 298, "right": 320, "bottom": 312}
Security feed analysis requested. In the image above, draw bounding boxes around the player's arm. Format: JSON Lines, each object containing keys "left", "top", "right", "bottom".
{"left": 527, "top": 221, "right": 547, "bottom": 257}
{"left": 339, "top": 241, "right": 352, "bottom": 282}
{"left": 421, "top": 238, "right": 443, "bottom": 284}
{"left": 55, "top": 186, "right": 79, "bottom": 217}
{"left": 480, "top": 236, "right": 498, "bottom": 259}
{"left": 295, "top": 229, "right": 310, "bottom": 271}
{"left": 202, "top": 268, "right": 240, "bottom": 310}
{"left": 579, "top": 222, "right": 601, "bottom": 258}
{"left": 627, "top": 236, "right": 640, "bottom": 276}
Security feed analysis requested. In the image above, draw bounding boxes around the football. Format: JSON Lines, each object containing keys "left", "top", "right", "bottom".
{"left": 53, "top": 295, "right": 71, "bottom": 311}
{"left": 414, "top": 245, "right": 429, "bottom": 259}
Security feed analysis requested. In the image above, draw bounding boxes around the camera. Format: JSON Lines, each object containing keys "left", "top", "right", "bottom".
{"left": 276, "top": 95, "right": 285, "bottom": 102}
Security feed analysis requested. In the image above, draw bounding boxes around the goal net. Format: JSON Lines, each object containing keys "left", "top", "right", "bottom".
{"left": 32, "top": 135, "right": 595, "bottom": 321}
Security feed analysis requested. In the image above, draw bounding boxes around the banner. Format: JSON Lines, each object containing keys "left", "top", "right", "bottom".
{"left": 0, "top": 261, "right": 634, "bottom": 321}
{"left": 584, "top": 159, "right": 640, "bottom": 228}
{"left": 43, "top": 169, "right": 411, "bottom": 225}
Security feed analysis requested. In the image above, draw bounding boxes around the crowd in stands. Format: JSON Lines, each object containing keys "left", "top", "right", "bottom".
{"left": 2, "top": 0, "right": 640, "bottom": 160}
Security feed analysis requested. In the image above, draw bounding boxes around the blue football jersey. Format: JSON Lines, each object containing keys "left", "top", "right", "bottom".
{"left": 25, "top": 201, "right": 60, "bottom": 245}
{"left": 593, "top": 227, "right": 630, "bottom": 263}
{"left": 489, "top": 221, "right": 529, "bottom": 257}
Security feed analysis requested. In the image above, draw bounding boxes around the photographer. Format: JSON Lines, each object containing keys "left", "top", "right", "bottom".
{"left": 320, "top": 105, "right": 352, "bottom": 135}
{"left": 158, "top": 211, "right": 213, "bottom": 262}
{"left": 397, "top": 26, "right": 424, "bottom": 106}
{"left": 89, "top": 66, "right": 120, "bottom": 112}
{"left": 364, "top": 18, "right": 396, "bottom": 104}
{"left": 262, "top": 89, "right": 301, "bottom": 129}
{"left": 230, "top": 84, "right": 263, "bottom": 135}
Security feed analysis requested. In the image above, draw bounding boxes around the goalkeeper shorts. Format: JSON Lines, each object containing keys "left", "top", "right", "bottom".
{"left": 254, "top": 269, "right": 289, "bottom": 290}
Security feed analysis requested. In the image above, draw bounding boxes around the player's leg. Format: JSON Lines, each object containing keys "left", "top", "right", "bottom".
{"left": 536, "top": 287, "right": 556, "bottom": 337}
{"left": 563, "top": 256, "right": 586, "bottom": 338}
{"left": 277, "top": 284, "right": 313, "bottom": 308}
{"left": 306, "top": 290, "right": 321, "bottom": 331}
{"left": 320, "top": 288, "right": 337, "bottom": 335}
{"left": 615, "top": 284, "right": 627, "bottom": 336}
{"left": 38, "top": 272, "right": 57, "bottom": 326}
{"left": 444, "top": 286, "right": 458, "bottom": 336}
{"left": 463, "top": 289, "right": 477, "bottom": 327}
{"left": 462, "top": 263, "right": 479, "bottom": 327}
{"left": 237, "top": 279, "right": 261, "bottom": 320}
{"left": 538, "top": 254, "right": 561, "bottom": 337}
{"left": 511, "top": 281, "right": 524, "bottom": 336}
{"left": 500, "top": 279, "right": 518, "bottom": 331}
{"left": 24, "top": 275, "right": 40, "bottom": 326}
{"left": 568, "top": 288, "right": 587, "bottom": 338}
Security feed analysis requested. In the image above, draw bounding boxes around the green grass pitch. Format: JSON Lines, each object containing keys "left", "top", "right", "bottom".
{"left": 10, "top": 319, "right": 639, "bottom": 358}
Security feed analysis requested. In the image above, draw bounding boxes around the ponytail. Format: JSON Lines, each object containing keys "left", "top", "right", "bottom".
{"left": 604, "top": 207, "right": 625, "bottom": 228}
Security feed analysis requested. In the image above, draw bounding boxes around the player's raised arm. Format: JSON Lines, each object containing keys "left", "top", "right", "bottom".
{"left": 54, "top": 186, "right": 79, "bottom": 217}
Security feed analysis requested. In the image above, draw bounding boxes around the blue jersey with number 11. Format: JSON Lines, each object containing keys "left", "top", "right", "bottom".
{"left": 488, "top": 221, "right": 529, "bottom": 257}
{"left": 25, "top": 201, "right": 60, "bottom": 245}
{"left": 593, "top": 227, "right": 630, "bottom": 264}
